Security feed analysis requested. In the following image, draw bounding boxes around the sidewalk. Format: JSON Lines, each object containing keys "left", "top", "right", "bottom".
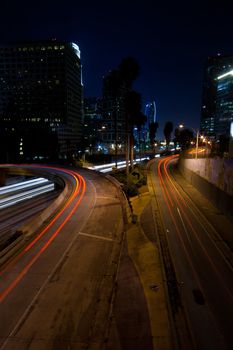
{"left": 106, "top": 189, "right": 173, "bottom": 349}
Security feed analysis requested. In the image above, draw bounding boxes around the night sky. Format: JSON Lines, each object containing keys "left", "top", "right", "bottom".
{"left": 1, "top": 0, "right": 233, "bottom": 138}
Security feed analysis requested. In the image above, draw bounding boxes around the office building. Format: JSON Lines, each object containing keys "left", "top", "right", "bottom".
{"left": 0, "top": 40, "right": 83, "bottom": 161}
{"left": 200, "top": 54, "right": 233, "bottom": 138}
{"left": 145, "top": 101, "right": 157, "bottom": 125}
{"left": 144, "top": 100, "right": 157, "bottom": 142}
{"left": 101, "top": 70, "right": 127, "bottom": 153}
{"left": 215, "top": 70, "right": 233, "bottom": 136}
{"left": 83, "top": 97, "right": 105, "bottom": 153}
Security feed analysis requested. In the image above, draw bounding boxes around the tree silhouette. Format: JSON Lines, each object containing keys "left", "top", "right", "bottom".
{"left": 218, "top": 134, "right": 229, "bottom": 155}
{"left": 177, "top": 128, "right": 194, "bottom": 150}
{"left": 118, "top": 57, "right": 140, "bottom": 88}
{"left": 163, "top": 121, "right": 173, "bottom": 148}
{"left": 125, "top": 90, "right": 145, "bottom": 164}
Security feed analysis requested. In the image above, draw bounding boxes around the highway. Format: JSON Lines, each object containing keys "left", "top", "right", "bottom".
{"left": 0, "top": 165, "right": 124, "bottom": 349}
{"left": 149, "top": 156, "right": 233, "bottom": 349}
{"left": 0, "top": 185, "right": 61, "bottom": 251}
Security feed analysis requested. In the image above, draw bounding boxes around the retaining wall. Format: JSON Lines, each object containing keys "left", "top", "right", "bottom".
{"left": 178, "top": 157, "right": 233, "bottom": 221}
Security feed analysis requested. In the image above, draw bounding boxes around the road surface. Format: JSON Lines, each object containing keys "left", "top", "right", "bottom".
{"left": 149, "top": 156, "right": 233, "bottom": 349}
{"left": 0, "top": 165, "right": 124, "bottom": 349}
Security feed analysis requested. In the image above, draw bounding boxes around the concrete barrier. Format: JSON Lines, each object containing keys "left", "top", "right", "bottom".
{"left": 0, "top": 167, "right": 72, "bottom": 267}
{"left": 178, "top": 158, "right": 233, "bottom": 222}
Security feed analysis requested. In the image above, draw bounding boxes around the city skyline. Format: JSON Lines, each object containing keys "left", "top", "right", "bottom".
{"left": 0, "top": 1, "right": 233, "bottom": 137}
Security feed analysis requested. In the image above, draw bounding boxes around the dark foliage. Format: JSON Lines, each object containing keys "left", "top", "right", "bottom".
{"left": 163, "top": 121, "right": 173, "bottom": 147}
{"left": 118, "top": 57, "right": 140, "bottom": 88}
{"left": 149, "top": 121, "right": 159, "bottom": 145}
{"left": 174, "top": 127, "right": 194, "bottom": 150}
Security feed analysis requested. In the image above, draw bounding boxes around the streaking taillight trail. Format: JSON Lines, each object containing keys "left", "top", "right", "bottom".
{"left": 156, "top": 156, "right": 232, "bottom": 301}
{"left": 0, "top": 165, "right": 86, "bottom": 302}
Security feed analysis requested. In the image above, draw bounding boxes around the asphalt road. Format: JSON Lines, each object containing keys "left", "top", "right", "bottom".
{"left": 150, "top": 156, "right": 233, "bottom": 349}
{"left": 0, "top": 190, "right": 61, "bottom": 249}
{"left": 0, "top": 165, "right": 124, "bottom": 349}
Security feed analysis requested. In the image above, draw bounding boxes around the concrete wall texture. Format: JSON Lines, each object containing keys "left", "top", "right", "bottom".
{"left": 178, "top": 157, "right": 233, "bottom": 221}
{"left": 179, "top": 158, "right": 233, "bottom": 196}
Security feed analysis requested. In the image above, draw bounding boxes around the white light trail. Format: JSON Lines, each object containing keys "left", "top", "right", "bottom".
{"left": 0, "top": 183, "right": 55, "bottom": 209}
{"left": 87, "top": 158, "right": 150, "bottom": 173}
{"left": 217, "top": 69, "right": 233, "bottom": 80}
{"left": 0, "top": 178, "right": 50, "bottom": 195}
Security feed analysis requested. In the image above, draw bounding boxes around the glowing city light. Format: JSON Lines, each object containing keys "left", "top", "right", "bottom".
{"left": 71, "top": 43, "right": 81, "bottom": 58}
{"left": 217, "top": 69, "right": 233, "bottom": 80}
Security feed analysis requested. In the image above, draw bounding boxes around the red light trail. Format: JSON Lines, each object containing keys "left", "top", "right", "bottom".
{"left": 156, "top": 156, "right": 233, "bottom": 301}
{"left": 0, "top": 165, "right": 86, "bottom": 302}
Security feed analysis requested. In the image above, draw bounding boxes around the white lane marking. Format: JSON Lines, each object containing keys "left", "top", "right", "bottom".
{"left": 177, "top": 207, "right": 191, "bottom": 244}
{"left": 0, "top": 177, "right": 97, "bottom": 350}
{"left": 79, "top": 232, "right": 113, "bottom": 242}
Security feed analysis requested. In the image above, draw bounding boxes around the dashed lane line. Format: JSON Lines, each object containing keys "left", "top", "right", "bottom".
{"left": 78, "top": 232, "right": 113, "bottom": 242}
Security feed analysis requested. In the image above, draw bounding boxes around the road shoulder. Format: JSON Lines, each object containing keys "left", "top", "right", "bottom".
{"left": 107, "top": 189, "right": 173, "bottom": 349}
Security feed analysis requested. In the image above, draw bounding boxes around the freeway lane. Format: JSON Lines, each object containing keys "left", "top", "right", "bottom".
{"left": 150, "top": 156, "right": 233, "bottom": 349}
{"left": 0, "top": 165, "right": 124, "bottom": 349}
{"left": 0, "top": 190, "right": 62, "bottom": 250}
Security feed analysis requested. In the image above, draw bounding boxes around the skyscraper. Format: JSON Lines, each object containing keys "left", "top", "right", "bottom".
{"left": 200, "top": 54, "right": 233, "bottom": 138}
{"left": 144, "top": 101, "right": 157, "bottom": 142}
{"left": 145, "top": 101, "right": 157, "bottom": 125}
{"left": 101, "top": 70, "right": 127, "bottom": 153}
{"left": 215, "top": 70, "right": 233, "bottom": 136}
{"left": 0, "top": 40, "right": 83, "bottom": 161}
{"left": 82, "top": 97, "right": 103, "bottom": 153}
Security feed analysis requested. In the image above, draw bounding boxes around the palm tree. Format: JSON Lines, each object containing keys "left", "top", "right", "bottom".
{"left": 118, "top": 57, "right": 140, "bottom": 88}
{"left": 125, "top": 90, "right": 145, "bottom": 166}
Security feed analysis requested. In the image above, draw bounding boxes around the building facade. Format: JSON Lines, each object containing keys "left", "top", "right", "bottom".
{"left": 82, "top": 97, "right": 105, "bottom": 153}
{"left": 0, "top": 40, "right": 83, "bottom": 161}
{"left": 101, "top": 70, "right": 127, "bottom": 154}
{"left": 144, "top": 101, "right": 157, "bottom": 143}
{"left": 200, "top": 54, "right": 233, "bottom": 138}
{"left": 215, "top": 70, "right": 233, "bottom": 136}
{"left": 145, "top": 101, "right": 157, "bottom": 125}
